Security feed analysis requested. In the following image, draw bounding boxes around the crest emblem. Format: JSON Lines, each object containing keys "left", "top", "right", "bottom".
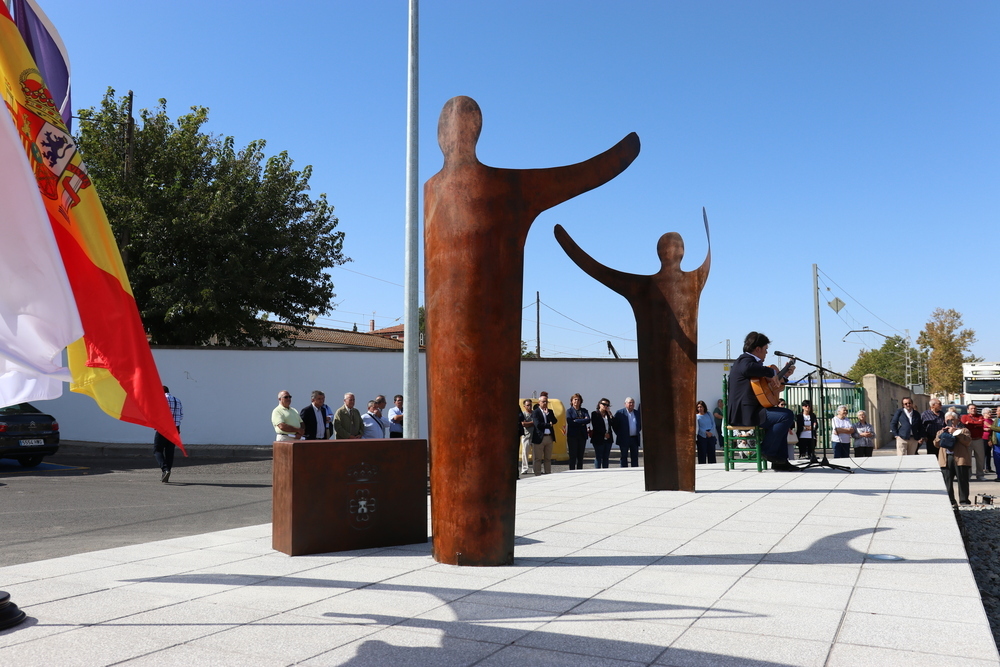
{"left": 34, "top": 122, "right": 75, "bottom": 176}
{"left": 346, "top": 462, "right": 380, "bottom": 530}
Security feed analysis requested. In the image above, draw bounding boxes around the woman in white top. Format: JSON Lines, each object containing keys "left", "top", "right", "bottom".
{"left": 795, "top": 400, "right": 817, "bottom": 461}
{"left": 832, "top": 405, "right": 854, "bottom": 459}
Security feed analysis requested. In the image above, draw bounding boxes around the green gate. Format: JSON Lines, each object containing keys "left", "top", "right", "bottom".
{"left": 782, "top": 385, "right": 865, "bottom": 445}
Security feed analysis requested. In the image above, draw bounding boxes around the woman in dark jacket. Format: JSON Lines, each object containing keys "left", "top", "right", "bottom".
{"left": 565, "top": 393, "right": 590, "bottom": 470}
{"left": 590, "top": 398, "right": 614, "bottom": 469}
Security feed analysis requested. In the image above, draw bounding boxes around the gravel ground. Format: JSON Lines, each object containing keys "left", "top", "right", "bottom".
{"left": 959, "top": 506, "right": 1000, "bottom": 647}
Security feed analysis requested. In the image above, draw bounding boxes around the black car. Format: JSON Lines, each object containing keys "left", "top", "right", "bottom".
{"left": 0, "top": 402, "right": 60, "bottom": 467}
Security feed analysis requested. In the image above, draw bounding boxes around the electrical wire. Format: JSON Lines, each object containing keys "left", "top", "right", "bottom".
{"left": 816, "top": 267, "right": 905, "bottom": 336}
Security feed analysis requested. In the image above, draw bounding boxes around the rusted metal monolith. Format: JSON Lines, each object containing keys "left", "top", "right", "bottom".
{"left": 554, "top": 209, "right": 711, "bottom": 492}
{"left": 424, "top": 96, "right": 639, "bottom": 565}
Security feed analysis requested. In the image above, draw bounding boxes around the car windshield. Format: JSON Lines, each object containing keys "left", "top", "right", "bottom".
{"left": 0, "top": 402, "right": 40, "bottom": 415}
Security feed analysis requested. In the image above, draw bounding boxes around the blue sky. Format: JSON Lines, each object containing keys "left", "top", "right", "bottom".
{"left": 38, "top": 0, "right": 999, "bottom": 381}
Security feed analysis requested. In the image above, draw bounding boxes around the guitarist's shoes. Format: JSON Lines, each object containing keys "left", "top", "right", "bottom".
{"left": 768, "top": 458, "right": 801, "bottom": 472}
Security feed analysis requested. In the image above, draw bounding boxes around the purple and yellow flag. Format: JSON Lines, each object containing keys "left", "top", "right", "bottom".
{"left": 10, "top": 0, "right": 71, "bottom": 130}
{"left": 0, "top": 4, "right": 183, "bottom": 449}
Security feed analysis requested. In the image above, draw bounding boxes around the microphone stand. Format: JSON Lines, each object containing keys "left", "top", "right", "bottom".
{"left": 778, "top": 354, "right": 853, "bottom": 474}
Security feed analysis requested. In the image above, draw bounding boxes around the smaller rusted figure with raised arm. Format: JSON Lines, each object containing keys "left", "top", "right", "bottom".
{"left": 554, "top": 210, "right": 711, "bottom": 492}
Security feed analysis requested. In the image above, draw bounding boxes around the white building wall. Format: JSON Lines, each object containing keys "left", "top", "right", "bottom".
{"left": 41, "top": 348, "right": 730, "bottom": 446}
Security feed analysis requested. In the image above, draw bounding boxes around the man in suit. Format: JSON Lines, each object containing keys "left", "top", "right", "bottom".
{"left": 726, "top": 331, "right": 798, "bottom": 471}
{"left": 334, "top": 392, "right": 363, "bottom": 439}
{"left": 612, "top": 397, "right": 642, "bottom": 467}
{"left": 889, "top": 397, "right": 923, "bottom": 456}
{"left": 531, "top": 395, "right": 558, "bottom": 475}
{"left": 299, "top": 390, "right": 332, "bottom": 440}
{"left": 591, "top": 397, "right": 615, "bottom": 468}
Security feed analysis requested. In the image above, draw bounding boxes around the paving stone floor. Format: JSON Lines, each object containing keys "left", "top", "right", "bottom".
{"left": 1, "top": 455, "right": 996, "bottom": 666}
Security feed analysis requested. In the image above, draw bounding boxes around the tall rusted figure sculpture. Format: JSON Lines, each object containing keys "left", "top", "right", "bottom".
{"left": 425, "top": 96, "right": 639, "bottom": 566}
{"left": 554, "top": 209, "right": 711, "bottom": 492}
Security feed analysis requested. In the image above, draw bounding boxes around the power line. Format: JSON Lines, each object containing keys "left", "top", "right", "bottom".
{"left": 816, "top": 267, "right": 904, "bottom": 335}
{"left": 337, "top": 266, "right": 425, "bottom": 293}
{"left": 538, "top": 300, "right": 636, "bottom": 342}
{"left": 523, "top": 317, "right": 635, "bottom": 341}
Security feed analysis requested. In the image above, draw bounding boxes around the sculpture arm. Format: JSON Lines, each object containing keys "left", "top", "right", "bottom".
{"left": 553, "top": 224, "right": 642, "bottom": 295}
{"left": 696, "top": 207, "right": 712, "bottom": 284}
{"left": 522, "top": 133, "right": 640, "bottom": 216}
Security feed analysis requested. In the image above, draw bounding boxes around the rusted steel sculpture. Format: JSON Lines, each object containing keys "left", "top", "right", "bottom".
{"left": 554, "top": 209, "right": 711, "bottom": 492}
{"left": 425, "top": 96, "right": 639, "bottom": 566}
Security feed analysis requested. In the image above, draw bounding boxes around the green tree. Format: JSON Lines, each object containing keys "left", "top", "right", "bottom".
{"left": 917, "top": 308, "right": 981, "bottom": 395}
{"left": 74, "top": 89, "right": 347, "bottom": 345}
{"left": 520, "top": 340, "right": 537, "bottom": 359}
{"left": 845, "top": 335, "right": 920, "bottom": 386}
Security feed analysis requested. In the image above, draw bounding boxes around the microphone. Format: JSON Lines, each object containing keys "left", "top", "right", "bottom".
{"left": 773, "top": 351, "right": 795, "bottom": 359}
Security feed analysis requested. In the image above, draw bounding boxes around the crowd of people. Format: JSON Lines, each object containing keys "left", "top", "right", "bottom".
{"left": 517, "top": 393, "right": 642, "bottom": 475}
{"left": 270, "top": 390, "right": 404, "bottom": 442}
{"left": 269, "top": 389, "right": 649, "bottom": 478}
{"left": 919, "top": 401, "right": 1000, "bottom": 506}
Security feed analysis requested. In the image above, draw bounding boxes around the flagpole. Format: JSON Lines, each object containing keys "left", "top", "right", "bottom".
{"left": 402, "top": 0, "right": 420, "bottom": 438}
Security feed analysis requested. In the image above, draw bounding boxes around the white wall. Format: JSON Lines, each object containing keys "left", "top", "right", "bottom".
{"left": 41, "top": 348, "right": 730, "bottom": 446}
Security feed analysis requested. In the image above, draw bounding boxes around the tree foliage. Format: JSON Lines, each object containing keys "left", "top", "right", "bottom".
{"left": 520, "top": 340, "right": 537, "bottom": 359}
{"left": 845, "top": 335, "right": 921, "bottom": 386}
{"left": 74, "top": 89, "right": 347, "bottom": 345}
{"left": 917, "top": 308, "right": 980, "bottom": 395}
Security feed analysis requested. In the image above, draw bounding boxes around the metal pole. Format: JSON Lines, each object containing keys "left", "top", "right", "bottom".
{"left": 535, "top": 291, "right": 541, "bottom": 358}
{"left": 402, "top": 0, "right": 419, "bottom": 438}
{"left": 813, "top": 263, "right": 824, "bottom": 442}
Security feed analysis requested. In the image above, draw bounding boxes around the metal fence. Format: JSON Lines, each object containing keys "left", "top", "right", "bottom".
{"left": 719, "top": 376, "right": 866, "bottom": 445}
{"left": 782, "top": 384, "right": 866, "bottom": 444}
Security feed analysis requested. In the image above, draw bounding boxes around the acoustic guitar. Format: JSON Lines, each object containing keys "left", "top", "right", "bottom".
{"left": 750, "top": 356, "right": 796, "bottom": 409}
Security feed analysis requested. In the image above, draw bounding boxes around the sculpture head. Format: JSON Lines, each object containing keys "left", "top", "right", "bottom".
{"left": 656, "top": 232, "right": 685, "bottom": 270}
{"left": 438, "top": 96, "right": 482, "bottom": 164}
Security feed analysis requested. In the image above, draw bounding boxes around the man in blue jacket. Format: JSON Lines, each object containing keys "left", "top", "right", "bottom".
{"left": 889, "top": 397, "right": 923, "bottom": 455}
{"left": 612, "top": 397, "right": 642, "bottom": 468}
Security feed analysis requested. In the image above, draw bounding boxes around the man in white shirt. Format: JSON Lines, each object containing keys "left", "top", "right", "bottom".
{"left": 361, "top": 399, "right": 389, "bottom": 439}
{"left": 388, "top": 394, "right": 404, "bottom": 438}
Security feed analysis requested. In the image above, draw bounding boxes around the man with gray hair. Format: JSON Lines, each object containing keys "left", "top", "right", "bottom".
{"left": 334, "top": 392, "right": 363, "bottom": 439}
{"left": 612, "top": 397, "right": 642, "bottom": 467}
{"left": 299, "top": 390, "right": 332, "bottom": 440}
{"left": 362, "top": 399, "right": 389, "bottom": 438}
{"left": 920, "top": 398, "right": 946, "bottom": 458}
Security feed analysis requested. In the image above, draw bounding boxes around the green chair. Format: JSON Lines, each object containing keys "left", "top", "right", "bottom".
{"left": 722, "top": 374, "right": 767, "bottom": 472}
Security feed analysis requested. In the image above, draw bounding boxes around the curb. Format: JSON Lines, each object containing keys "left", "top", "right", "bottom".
{"left": 56, "top": 441, "right": 274, "bottom": 460}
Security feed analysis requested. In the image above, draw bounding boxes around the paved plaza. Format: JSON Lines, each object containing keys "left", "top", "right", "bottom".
{"left": 1, "top": 455, "right": 997, "bottom": 666}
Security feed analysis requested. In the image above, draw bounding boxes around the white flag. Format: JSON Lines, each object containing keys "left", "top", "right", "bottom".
{"left": 0, "top": 109, "right": 83, "bottom": 406}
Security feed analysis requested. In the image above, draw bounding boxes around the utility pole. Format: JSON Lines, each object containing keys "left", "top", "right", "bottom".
{"left": 120, "top": 90, "right": 135, "bottom": 268}
{"left": 904, "top": 329, "right": 912, "bottom": 389}
{"left": 535, "top": 291, "right": 541, "bottom": 358}
{"left": 812, "top": 264, "right": 825, "bottom": 441}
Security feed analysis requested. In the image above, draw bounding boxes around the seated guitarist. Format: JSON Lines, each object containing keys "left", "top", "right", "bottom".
{"left": 727, "top": 331, "right": 798, "bottom": 471}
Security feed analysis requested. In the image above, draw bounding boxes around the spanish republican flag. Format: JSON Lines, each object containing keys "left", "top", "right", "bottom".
{"left": 0, "top": 5, "right": 183, "bottom": 449}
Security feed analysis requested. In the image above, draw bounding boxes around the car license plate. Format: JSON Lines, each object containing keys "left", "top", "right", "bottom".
{"left": 20, "top": 439, "right": 44, "bottom": 446}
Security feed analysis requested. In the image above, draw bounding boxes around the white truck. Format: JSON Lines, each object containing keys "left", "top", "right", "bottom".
{"left": 963, "top": 362, "right": 1000, "bottom": 409}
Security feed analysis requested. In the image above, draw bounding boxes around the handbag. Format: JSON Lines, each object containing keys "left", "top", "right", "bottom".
{"left": 787, "top": 430, "right": 799, "bottom": 446}
{"left": 938, "top": 431, "right": 956, "bottom": 451}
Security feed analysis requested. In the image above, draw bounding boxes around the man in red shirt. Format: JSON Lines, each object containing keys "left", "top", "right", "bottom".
{"left": 961, "top": 404, "right": 987, "bottom": 480}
